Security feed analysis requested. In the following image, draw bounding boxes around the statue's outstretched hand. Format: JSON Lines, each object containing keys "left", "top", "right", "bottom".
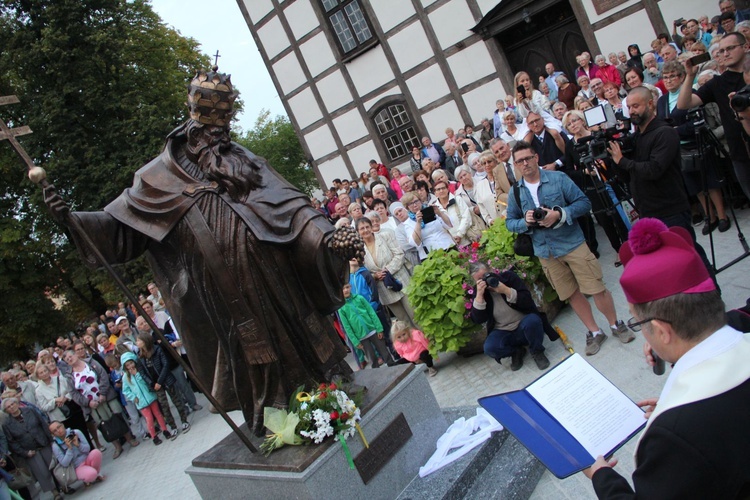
{"left": 328, "top": 226, "right": 365, "bottom": 261}
{"left": 43, "top": 183, "right": 71, "bottom": 224}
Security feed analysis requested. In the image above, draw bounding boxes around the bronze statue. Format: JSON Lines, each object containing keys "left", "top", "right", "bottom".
{"left": 44, "top": 67, "right": 356, "bottom": 435}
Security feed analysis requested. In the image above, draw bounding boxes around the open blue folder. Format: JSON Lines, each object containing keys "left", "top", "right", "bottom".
{"left": 478, "top": 355, "right": 646, "bottom": 478}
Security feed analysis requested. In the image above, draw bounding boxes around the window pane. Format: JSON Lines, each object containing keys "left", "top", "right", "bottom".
{"left": 400, "top": 127, "right": 420, "bottom": 150}
{"left": 321, "top": 0, "right": 338, "bottom": 12}
{"left": 344, "top": 1, "right": 372, "bottom": 43}
{"left": 384, "top": 135, "right": 406, "bottom": 160}
{"left": 330, "top": 11, "right": 357, "bottom": 52}
{"left": 389, "top": 104, "right": 410, "bottom": 127}
{"left": 374, "top": 109, "right": 394, "bottom": 135}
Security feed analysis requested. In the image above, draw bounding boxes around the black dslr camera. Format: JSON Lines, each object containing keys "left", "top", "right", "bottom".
{"left": 532, "top": 207, "right": 548, "bottom": 222}
{"left": 483, "top": 272, "right": 502, "bottom": 288}
{"left": 731, "top": 85, "right": 750, "bottom": 113}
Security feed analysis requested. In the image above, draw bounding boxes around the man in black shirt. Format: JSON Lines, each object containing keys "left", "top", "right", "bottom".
{"left": 678, "top": 32, "right": 750, "bottom": 200}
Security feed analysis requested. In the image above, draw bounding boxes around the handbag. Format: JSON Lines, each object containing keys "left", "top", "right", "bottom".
{"left": 94, "top": 400, "right": 130, "bottom": 442}
{"left": 49, "top": 446, "right": 78, "bottom": 488}
{"left": 383, "top": 270, "right": 403, "bottom": 292}
{"left": 511, "top": 186, "right": 535, "bottom": 257}
{"left": 680, "top": 150, "right": 702, "bottom": 173}
{"left": 6, "top": 456, "right": 34, "bottom": 490}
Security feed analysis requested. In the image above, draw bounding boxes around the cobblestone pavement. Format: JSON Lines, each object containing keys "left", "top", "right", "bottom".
{"left": 56, "top": 209, "right": 750, "bottom": 500}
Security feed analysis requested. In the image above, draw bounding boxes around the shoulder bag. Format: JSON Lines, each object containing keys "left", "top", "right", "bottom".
{"left": 512, "top": 185, "right": 535, "bottom": 257}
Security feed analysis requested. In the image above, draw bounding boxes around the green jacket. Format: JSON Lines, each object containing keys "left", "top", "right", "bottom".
{"left": 339, "top": 294, "right": 383, "bottom": 345}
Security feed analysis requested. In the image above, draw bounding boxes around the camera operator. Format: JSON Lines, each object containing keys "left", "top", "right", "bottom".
{"left": 658, "top": 61, "right": 729, "bottom": 235}
{"left": 608, "top": 87, "right": 716, "bottom": 280}
{"left": 562, "top": 110, "right": 630, "bottom": 260}
{"left": 506, "top": 141, "right": 632, "bottom": 356}
{"left": 468, "top": 262, "right": 554, "bottom": 371}
{"left": 677, "top": 32, "right": 750, "bottom": 200}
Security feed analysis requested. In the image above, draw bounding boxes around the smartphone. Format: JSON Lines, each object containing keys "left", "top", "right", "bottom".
{"left": 688, "top": 52, "right": 711, "bottom": 66}
{"left": 461, "top": 142, "right": 469, "bottom": 153}
{"left": 674, "top": 17, "right": 685, "bottom": 26}
{"left": 421, "top": 206, "right": 436, "bottom": 223}
{"left": 516, "top": 85, "right": 526, "bottom": 99}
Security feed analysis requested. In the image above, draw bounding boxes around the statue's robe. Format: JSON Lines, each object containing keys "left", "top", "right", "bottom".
{"left": 67, "top": 132, "right": 350, "bottom": 434}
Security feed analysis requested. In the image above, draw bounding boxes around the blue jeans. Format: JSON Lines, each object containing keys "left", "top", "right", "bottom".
{"left": 484, "top": 314, "right": 545, "bottom": 361}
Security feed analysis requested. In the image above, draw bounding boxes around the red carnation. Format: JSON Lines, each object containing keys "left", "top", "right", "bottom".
{"left": 328, "top": 383, "right": 337, "bottom": 390}
{"left": 340, "top": 413, "right": 350, "bottom": 421}
{"left": 330, "top": 411, "right": 339, "bottom": 420}
{"left": 319, "top": 392, "right": 327, "bottom": 399}
{"left": 319, "top": 383, "right": 327, "bottom": 390}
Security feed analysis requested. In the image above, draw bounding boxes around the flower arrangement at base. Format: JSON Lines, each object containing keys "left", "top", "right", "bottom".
{"left": 260, "top": 383, "right": 367, "bottom": 466}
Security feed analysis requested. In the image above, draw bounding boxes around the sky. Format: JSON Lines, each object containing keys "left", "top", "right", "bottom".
{"left": 150, "top": 0, "right": 287, "bottom": 133}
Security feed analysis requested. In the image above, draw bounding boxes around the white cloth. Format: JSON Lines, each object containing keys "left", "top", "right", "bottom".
{"left": 419, "top": 407, "right": 503, "bottom": 477}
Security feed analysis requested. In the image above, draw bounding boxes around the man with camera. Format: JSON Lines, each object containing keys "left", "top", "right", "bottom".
{"left": 506, "top": 141, "right": 632, "bottom": 356}
{"left": 609, "top": 87, "right": 715, "bottom": 280}
{"left": 469, "top": 262, "right": 555, "bottom": 371}
{"left": 677, "top": 32, "right": 750, "bottom": 200}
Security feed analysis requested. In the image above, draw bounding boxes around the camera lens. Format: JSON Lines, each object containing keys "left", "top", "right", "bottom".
{"left": 532, "top": 207, "right": 546, "bottom": 221}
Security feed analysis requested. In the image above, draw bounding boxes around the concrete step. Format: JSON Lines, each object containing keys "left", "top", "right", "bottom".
{"left": 398, "top": 406, "right": 544, "bottom": 500}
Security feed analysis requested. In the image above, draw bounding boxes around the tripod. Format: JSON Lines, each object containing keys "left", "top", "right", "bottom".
{"left": 692, "top": 109, "right": 750, "bottom": 273}
{"left": 579, "top": 157, "right": 633, "bottom": 251}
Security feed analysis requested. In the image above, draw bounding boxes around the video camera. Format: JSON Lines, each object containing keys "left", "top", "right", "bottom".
{"left": 573, "top": 104, "right": 635, "bottom": 169}
{"left": 730, "top": 85, "right": 750, "bottom": 113}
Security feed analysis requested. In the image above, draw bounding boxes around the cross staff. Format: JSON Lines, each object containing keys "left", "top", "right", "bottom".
{"left": 0, "top": 96, "right": 259, "bottom": 454}
{"left": 213, "top": 50, "right": 221, "bottom": 67}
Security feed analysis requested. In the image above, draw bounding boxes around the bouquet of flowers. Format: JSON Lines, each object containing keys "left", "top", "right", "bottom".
{"left": 260, "top": 383, "right": 366, "bottom": 461}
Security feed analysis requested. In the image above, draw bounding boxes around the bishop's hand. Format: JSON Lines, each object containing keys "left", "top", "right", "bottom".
{"left": 328, "top": 226, "right": 365, "bottom": 261}
{"left": 43, "top": 183, "right": 71, "bottom": 224}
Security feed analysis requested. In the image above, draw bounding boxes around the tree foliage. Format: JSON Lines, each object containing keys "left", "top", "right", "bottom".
{"left": 234, "top": 110, "right": 317, "bottom": 195}
{"left": 0, "top": 0, "right": 210, "bottom": 361}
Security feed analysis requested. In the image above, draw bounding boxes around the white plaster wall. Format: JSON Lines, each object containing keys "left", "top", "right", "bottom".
{"left": 333, "top": 109, "right": 369, "bottom": 146}
{"left": 363, "top": 86, "right": 403, "bottom": 112}
{"left": 257, "top": 16, "right": 290, "bottom": 60}
{"left": 288, "top": 87, "right": 322, "bottom": 129}
{"left": 447, "top": 42, "right": 495, "bottom": 89}
{"left": 273, "top": 52, "right": 308, "bottom": 95}
{"left": 594, "top": 10, "right": 655, "bottom": 59}
{"left": 579, "top": 0, "right": 641, "bottom": 26}
{"left": 388, "top": 22, "right": 434, "bottom": 72}
{"left": 461, "top": 79, "right": 505, "bottom": 126}
{"left": 316, "top": 71, "right": 354, "bottom": 112}
{"left": 242, "top": 0, "right": 274, "bottom": 24}
{"left": 657, "top": 0, "right": 715, "bottom": 30}
{"left": 476, "top": 0, "right": 498, "bottom": 16}
{"left": 347, "top": 46, "right": 395, "bottom": 97}
{"left": 284, "top": 0, "right": 319, "bottom": 40}
{"left": 299, "top": 33, "right": 336, "bottom": 77}
{"left": 371, "top": 0, "right": 416, "bottom": 33}
{"left": 318, "top": 156, "right": 351, "bottom": 188}
{"left": 429, "top": 0, "right": 477, "bottom": 51}
{"left": 406, "top": 64, "right": 450, "bottom": 108}
{"left": 421, "top": 101, "right": 463, "bottom": 141}
{"left": 347, "top": 142, "right": 380, "bottom": 175}
{"left": 305, "top": 124, "right": 338, "bottom": 160}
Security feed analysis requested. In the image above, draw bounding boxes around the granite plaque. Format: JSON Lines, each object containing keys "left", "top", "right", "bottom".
{"left": 354, "top": 412, "right": 413, "bottom": 484}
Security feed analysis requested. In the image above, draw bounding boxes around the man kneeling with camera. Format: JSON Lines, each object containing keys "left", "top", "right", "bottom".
{"left": 469, "top": 262, "right": 553, "bottom": 371}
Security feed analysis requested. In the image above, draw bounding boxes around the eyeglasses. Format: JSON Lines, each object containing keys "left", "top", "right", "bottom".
{"left": 717, "top": 44, "right": 742, "bottom": 55}
{"left": 662, "top": 74, "right": 682, "bottom": 81}
{"left": 514, "top": 156, "right": 536, "bottom": 165}
{"left": 527, "top": 118, "right": 543, "bottom": 125}
{"left": 626, "top": 316, "right": 672, "bottom": 332}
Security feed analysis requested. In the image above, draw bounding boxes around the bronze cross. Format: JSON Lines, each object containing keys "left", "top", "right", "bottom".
{"left": 0, "top": 95, "right": 35, "bottom": 170}
{"left": 213, "top": 50, "right": 221, "bottom": 67}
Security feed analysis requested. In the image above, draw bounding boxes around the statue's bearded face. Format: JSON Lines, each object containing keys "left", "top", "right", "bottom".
{"left": 186, "top": 121, "right": 262, "bottom": 201}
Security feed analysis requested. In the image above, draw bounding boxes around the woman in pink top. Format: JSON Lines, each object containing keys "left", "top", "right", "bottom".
{"left": 390, "top": 167, "right": 405, "bottom": 199}
{"left": 391, "top": 320, "right": 437, "bottom": 376}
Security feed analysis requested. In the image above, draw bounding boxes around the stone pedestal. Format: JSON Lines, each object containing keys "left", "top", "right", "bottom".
{"left": 186, "top": 364, "right": 448, "bottom": 499}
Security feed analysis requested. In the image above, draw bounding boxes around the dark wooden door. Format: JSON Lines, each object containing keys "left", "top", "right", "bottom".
{"left": 495, "top": 1, "right": 588, "bottom": 83}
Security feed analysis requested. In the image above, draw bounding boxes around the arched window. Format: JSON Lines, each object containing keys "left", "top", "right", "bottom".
{"left": 321, "top": 0, "right": 376, "bottom": 57}
{"left": 372, "top": 102, "right": 420, "bottom": 161}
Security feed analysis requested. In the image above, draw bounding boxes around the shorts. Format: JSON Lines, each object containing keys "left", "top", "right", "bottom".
{"left": 539, "top": 242, "right": 606, "bottom": 301}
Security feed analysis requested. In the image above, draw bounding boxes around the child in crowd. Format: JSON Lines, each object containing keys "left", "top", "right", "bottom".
{"left": 338, "top": 284, "right": 394, "bottom": 368}
{"left": 391, "top": 321, "right": 438, "bottom": 377}
{"left": 105, "top": 354, "right": 148, "bottom": 441}
{"left": 120, "top": 352, "right": 174, "bottom": 445}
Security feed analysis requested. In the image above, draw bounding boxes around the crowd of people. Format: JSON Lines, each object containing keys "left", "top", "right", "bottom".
{"left": 318, "top": 6, "right": 750, "bottom": 372}
{"left": 1, "top": 284, "right": 202, "bottom": 499}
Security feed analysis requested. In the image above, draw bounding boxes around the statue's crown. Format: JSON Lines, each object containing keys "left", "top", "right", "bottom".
{"left": 187, "top": 66, "right": 237, "bottom": 127}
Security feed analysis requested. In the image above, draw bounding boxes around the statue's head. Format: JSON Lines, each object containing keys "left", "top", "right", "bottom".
{"left": 187, "top": 65, "right": 237, "bottom": 130}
